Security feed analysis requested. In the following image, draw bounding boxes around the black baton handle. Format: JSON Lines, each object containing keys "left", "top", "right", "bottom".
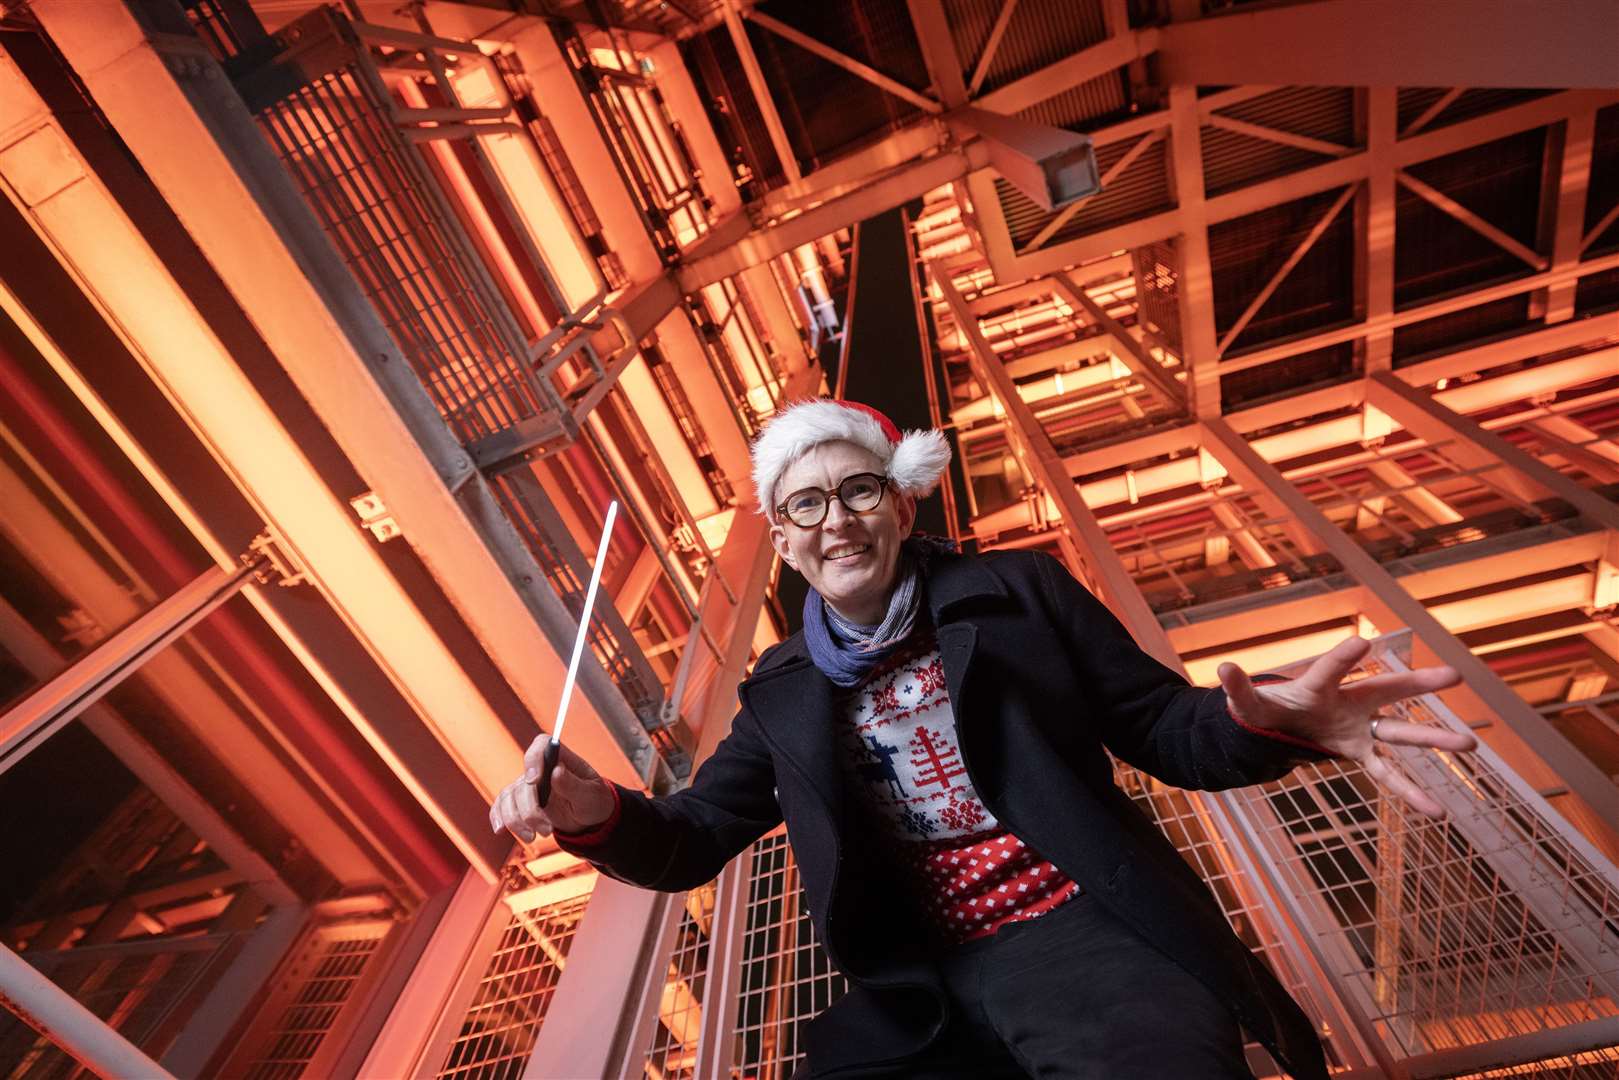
{"left": 535, "top": 738, "right": 561, "bottom": 808}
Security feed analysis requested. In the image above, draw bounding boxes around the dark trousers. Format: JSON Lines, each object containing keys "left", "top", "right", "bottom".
{"left": 828, "top": 892, "right": 1254, "bottom": 1078}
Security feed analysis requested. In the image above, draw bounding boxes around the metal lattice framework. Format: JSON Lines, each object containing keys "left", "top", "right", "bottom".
{"left": 1224, "top": 634, "right": 1619, "bottom": 1075}
{"left": 436, "top": 892, "right": 590, "bottom": 1080}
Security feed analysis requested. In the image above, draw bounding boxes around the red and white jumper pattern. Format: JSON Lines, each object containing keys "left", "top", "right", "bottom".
{"left": 836, "top": 633, "right": 1081, "bottom": 944}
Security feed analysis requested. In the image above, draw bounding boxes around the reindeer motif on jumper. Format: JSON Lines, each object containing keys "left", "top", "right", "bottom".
{"left": 838, "top": 638, "right": 1001, "bottom": 842}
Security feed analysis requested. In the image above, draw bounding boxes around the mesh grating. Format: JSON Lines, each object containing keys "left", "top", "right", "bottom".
{"left": 1109, "top": 762, "right": 1349, "bottom": 1072}
{"left": 643, "top": 883, "right": 718, "bottom": 1079}
{"left": 244, "top": 930, "right": 384, "bottom": 1079}
{"left": 731, "top": 832, "right": 848, "bottom": 1078}
{"left": 236, "top": 10, "right": 575, "bottom": 457}
{"left": 437, "top": 892, "right": 591, "bottom": 1080}
{"left": 1228, "top": 637, "right": 1619, "bottom": 1066}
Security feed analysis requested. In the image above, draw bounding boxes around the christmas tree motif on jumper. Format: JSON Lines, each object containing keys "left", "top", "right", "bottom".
{"left": 909, "top": 724, "right": 967, "bottom": 791}
{"left": 857, "top": 734, "right": 906, "bottom": 799}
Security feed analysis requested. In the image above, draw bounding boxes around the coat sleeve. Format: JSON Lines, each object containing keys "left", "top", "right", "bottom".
{"left": 1027, "top": 551, "right": 1332, "bottom": 790}
{"left": 553, "top": 699, "right": 783, "bottom": 892}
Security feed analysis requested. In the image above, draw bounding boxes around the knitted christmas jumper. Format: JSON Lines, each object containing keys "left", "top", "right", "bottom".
{"left": 836, "top": 630, "right": 1081, "bottom": 945}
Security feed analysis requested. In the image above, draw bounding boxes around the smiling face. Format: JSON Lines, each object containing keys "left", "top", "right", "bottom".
{"left": 769, "top": 440, "right": 916, "bottom": 626}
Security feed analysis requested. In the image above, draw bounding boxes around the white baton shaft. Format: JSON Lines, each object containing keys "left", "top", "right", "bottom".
{"left": 536, "top": 500, "right": 619, "bottom": 807}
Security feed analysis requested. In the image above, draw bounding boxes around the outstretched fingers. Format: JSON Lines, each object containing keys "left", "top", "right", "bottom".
{"left": 1368, "top": 717, "right": 1478, "bottom": 752}
{"left": 1299, "top": 636, "right": 1372, "bottom": 694}
{"left": 1362, "top": 751, "right": 1447, "bottom": 819}
{"left": 1345, "top": 666, "right": 1462, "bottom": 711}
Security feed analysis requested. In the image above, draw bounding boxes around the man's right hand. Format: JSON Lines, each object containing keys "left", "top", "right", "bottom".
{"left": 489, "top": 738, "right": 616, "bottom": 844}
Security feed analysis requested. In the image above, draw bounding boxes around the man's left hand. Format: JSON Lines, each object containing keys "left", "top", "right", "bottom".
{"left": 1218, "top": 636, "right": 1477, "bottom": 817}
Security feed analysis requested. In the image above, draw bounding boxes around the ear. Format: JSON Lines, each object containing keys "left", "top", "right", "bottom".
{"left": 894, "top": 492, "right": 917, "bottom": 540}
{"left": 769, "top": 521, "right": 797, "bottom": 569}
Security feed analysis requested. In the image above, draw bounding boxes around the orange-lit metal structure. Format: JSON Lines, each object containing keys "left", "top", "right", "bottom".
{"left": 1, "top": 0, "right": 1618, "bottom": 1076}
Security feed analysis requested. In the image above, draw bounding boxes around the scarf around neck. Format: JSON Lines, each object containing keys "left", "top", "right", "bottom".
{"left": 801, "top": 535, "right": 956, "bottom": 688}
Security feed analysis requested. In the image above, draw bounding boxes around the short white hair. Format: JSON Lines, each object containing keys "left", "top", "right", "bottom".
{"left": 750, "top": 399, "right": 951, "bottom": 517}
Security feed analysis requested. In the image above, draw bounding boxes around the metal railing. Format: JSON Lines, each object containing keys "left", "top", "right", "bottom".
{"left": 729, "top": 832, "right": 847, "bottom": 1079}
{"left": 435, "top": 891, "right": 591, "bottom": 1080}
{"left": 0, "top": 932, "right": 247, "bottom": 1075}
{"left": 1223, "top": 633, "right": 1619, "bottom": 1075}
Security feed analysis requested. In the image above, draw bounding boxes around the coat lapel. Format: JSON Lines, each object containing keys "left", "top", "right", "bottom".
{"left": 740, "top": 652, "right": 846, "bottom": 831}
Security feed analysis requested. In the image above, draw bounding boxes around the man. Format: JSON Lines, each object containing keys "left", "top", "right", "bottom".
{"left": 490, "top": 399, "right": 1474, "bottom": 1078}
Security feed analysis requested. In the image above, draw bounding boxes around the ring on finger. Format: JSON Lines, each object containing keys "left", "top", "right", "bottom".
{"left": 1369, "top": 717, "right": 1382, "bottom": 741}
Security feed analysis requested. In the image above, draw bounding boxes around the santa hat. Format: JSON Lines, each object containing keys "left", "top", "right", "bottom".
{"left": 751, "top": 399, "right": 952, "bottom": 518}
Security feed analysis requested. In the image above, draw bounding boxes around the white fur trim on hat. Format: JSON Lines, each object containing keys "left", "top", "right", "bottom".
{"left": 750, "top": 399, "right": 952, "bottom": 516}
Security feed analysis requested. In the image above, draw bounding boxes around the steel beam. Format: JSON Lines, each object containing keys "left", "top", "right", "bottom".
{"left": 967, "top": 0, "right": 1019, "bottom": 97}
{"left": 935, "top": 267, "right": 1179, "bottom": 668}
{"left": 1155, "top": 0, "right": 1619, "bottom": 88}
{"left": 976, "top": 27, "right": 1160, "bottom": 116}
{"left": 677, "top": 140, "right": 991, "bottom": 291}
{"left": 748, "top": 10, "right": 940, "bottom": 114}
{"left": 521, "top": 879, "right": 673, "bottom": 1079}
{"left": 1395, "top": 170, "right": 1547, "bottom": 271}
{"left": 1200, "top": 417, "right": 1619, "bottom": 838}
{"left": 0, "top": 941, "right": 175, "bottom": 1079}
{"left": 0, "top": 449, "right": 384, "bottom": 887}
{"left": 1168, "top": 85, "right": 1219, "bottom": 418}
{"left": 1216, "top": 181, "right": 1359, "bottom": 357}
{"left": 358, "top": 869, "right": 501, "bottom": 1078}
{"left": 1368, "top": 371, "right": 1619, "bottom": 534}
{"left": 999, "top": 88, "right": 1619, "bottom": 287}
{"left": 906, "top": 0, "right": 967, "bottom": 108}
{"left": 1050, "top": 273, "right": 1184, "bottom": 409}
{"left": 1361, "top": 87, "right": 1397, "bottom": 373}
{"left": 1220, "top": 246, "right": 1619, "bottom": 376}
{"left": 0, "top": 560, "right": 260, "bottom": 773}
{"left": 1544, "top": 111, "right": 1597, "bottom": 323}
{"left": 28, "top": 3, "right": 678, "bottom": 826}
{"left": 158, "top": 903, "right": 308, "bottom": 1077}
{"left": 722, "top": 0, "right": 802, "bottom": 183}
{"left": 690, "top": 857, "right": 750, "bottom": 1076}
{"left": 0, "top": 596, "right": 296, "bottom": 906}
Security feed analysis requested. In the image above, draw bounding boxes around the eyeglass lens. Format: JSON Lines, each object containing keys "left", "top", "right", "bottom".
{"left": 783, "top": 473, "right": 884, "bottom": 526}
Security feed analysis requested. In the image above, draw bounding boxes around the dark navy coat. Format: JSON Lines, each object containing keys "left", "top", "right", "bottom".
{"left": 562, "top": 550, "right": 1329, "bottom": 1078}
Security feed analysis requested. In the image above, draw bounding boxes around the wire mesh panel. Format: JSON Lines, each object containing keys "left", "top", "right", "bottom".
{"left": 1109, "top": 763, "right": 1359, "bottom": 1072}
{"left": 643, "top": 882, "right": 718, "bottom": 1079}
{"left": 229, "top": 8, "right": 577, "bottom": 459}
{"left": 240, "top": 923, "right": 389, "bottom": 1080}
{"left": 0, "top": 933, "right": 245, "bottom": 1078}
{"left": 436, "top": 891, "right": 591, "bottom": 1080}
{"left": 1454, "top": 1043, "right": 1619, "bottom": 1078}
{"left": 1226, "top": 633, "right": 1619, "bottom": 1072}
{"left": 730, "top": 832, "right": 848, "bottom": 1079}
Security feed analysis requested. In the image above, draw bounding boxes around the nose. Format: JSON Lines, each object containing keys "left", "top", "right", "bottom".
{"left": 821, "top": 496, "right": 857, "bottom": 531}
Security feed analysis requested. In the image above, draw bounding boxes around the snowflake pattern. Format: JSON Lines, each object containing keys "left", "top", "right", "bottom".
{"left": 913, "top": 656, "right": 947, "bottom": 697}
{"left": 937, "top": 791, "right": 987, "bottom": 832}
{"left": 896, "top": 804, "right": 937, "bottom": 836}
{"left": 870, "top": 683, "right": 901, "bottom": 715}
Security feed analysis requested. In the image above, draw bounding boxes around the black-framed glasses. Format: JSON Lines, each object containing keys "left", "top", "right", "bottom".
{"left": 776, "top": 472, "right": 889, "bottom": 528}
